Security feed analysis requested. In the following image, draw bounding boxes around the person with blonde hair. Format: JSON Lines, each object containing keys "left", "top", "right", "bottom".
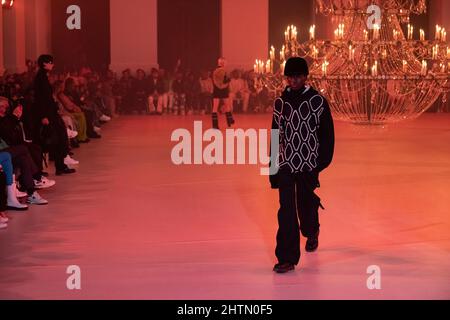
{"left": 212, "top": 58, "right": 235, "bottom": 129}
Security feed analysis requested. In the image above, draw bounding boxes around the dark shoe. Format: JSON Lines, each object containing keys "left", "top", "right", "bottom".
{"left": 226, "top": 112, "right": 235, "bottom": 127}
{"left": 273, "top": 263, "right": 295, "bottom": 274}
{"left": 56, "top": 168, "right": 77, "bottom": 176}
{"left": 305, "top": 231, "right": 320, "bottom": 253}
{"left": 88, "top": 133, "right": 102, "bottom": 139}
{"left": 79, "top": 139, "right": 90, "bottom": 144}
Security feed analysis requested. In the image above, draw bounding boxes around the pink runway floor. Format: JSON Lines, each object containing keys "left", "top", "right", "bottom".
{"left": 0, "top": 114, "right": 449, "bottom": 300}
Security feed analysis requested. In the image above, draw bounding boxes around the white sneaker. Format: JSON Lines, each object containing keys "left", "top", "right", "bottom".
{"left": 27, "top": 192, "right": 49, "bottom": 206}
{"left": 64, "top": 155, "right": 80, "bottom": 166}
{"left": 100, "top": 115, "right": 111, "bottom": 122}
{"left": 0, "top": 216, "right": 9, "bottom": 223}
{"left": 67, "top": 128, "right": 78, "bottom": 139}
{"left": 34, "top": 177, "right": 56, "bottom": 189}
{"left": 93, "top": 126, "right": 102, "bottom": 133}
{"left": 0, "top": 223, "right": 7, "bottom": 230}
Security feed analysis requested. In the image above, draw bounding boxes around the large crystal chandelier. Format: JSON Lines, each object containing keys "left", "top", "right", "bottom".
{"left": 256, "top": 0, "right": 450, "bottom": 124}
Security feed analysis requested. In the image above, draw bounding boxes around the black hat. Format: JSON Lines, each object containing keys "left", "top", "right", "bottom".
{"left": 37, "top": 54, "right": 54, "bottom": 69}
{"left": 284, "top": 57, "right": 309, "bottom": 77}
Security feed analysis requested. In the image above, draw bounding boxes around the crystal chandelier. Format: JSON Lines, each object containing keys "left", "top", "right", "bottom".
{"left": 255, "top": 0, "right": 450, "bottom": 124}
{"left": 1, "top": 0, "right": 14, "bottom": 9}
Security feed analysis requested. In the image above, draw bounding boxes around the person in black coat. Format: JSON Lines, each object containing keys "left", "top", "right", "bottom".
{"left": 33, "top": 55, "right": 75, "bottom": 176}
{"left": 270, "top": 57, "right": 335, "bottom": 274}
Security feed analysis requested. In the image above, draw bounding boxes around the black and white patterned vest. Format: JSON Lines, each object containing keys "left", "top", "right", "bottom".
{"left": 274, "top": 86, "right": 326, "bottom": 173}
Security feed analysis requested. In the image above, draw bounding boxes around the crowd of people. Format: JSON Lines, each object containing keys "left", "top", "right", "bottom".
{"left": 110, "top": 67, "right": 275, "bottom": 116}
{"left": 0, "top": 56, "right": 275, "bottom": 230}
{"left": 0, "top": 55, "right": 113, "bottom": 230}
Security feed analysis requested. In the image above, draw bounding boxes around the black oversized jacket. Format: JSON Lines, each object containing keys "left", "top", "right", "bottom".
{"left": 270, "top": 85, "right": 335, "bottom": 187}
{"left": 33, "top": 69, "right": 60, "bottom": 122}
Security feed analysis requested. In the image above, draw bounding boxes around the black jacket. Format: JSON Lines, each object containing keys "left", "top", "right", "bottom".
{"left": 270, "top": 86, "right": 335, "bottom": 188}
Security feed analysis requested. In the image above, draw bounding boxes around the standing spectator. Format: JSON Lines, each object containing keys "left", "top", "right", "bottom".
{"left": 32, "top": 55, "right": 76, "bottom": 176}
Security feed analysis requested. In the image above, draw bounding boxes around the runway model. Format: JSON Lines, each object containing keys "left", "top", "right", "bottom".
{"left": 270, "top": 57, "right": 335, "bottom": 274}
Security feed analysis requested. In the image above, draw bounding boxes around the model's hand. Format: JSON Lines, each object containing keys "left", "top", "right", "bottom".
{"left": 42, "top": 118, "right": 50, "bottom": 126}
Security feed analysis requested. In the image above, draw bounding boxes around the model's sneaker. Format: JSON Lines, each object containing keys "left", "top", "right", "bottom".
{"left": 27, "top": 192, "right": 49, "bottom": 206}
{"left": 305, "top": 230, "right": 320, "bottom": 253}
{"left": 34, "top": 177, "right": 56, "bottom": 190}
{"left": 273, "top": 263, "right": 295, "bottom": 274}
{"left": 0, "top": 216, "right": 9, "bottom": 224}
{"left": 0, "top": 222, "right": 7, "bottom": 230}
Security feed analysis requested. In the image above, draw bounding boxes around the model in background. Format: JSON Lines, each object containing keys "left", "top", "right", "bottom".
{"left": 212, "top": 58, "right": 235, "bottom": 129}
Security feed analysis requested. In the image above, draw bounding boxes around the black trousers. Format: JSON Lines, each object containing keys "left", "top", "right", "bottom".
{"left": 276, "top": 169, "right": 322, "bottom": 265}
{"left": 4, "top": 145, "right": 38, "bottom": 194}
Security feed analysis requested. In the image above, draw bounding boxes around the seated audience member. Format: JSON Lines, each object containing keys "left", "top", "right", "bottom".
{"left": 171, "top": 72, "right": 186, "bottom": 115}
{"left": 229, "top": 70, "right": 250, "bottom": 113}
{"left": 131, "top": 69, "right": 148, "bottom": 115}
{"left": 184, "top": 72, "right": 201, "bottom": 115}
{"left": 52, "top": 81, "right": 80, "bottom": 146}
{"left": 0, "top": 98, "right": 48, "bottom": 205}
{"left": 158, "top": 69, "right": 170, "bottom": 114}
{"left": 63, "top": 77, "right": 101, "bottom": 139}
{"left": 0, "top": 152, "right": 15, "bottom": 229}
{"left": 101, "top": 71, "right": 118, "bottom": 118}
{"left": 57, "top": 79, "right": 90, "bottom": 143}
{"left": 0, "top": 99, "right": 57, "bottom": 188}
{"left": 117, "top": 69, "right": 134, "bottom": 114}
{"left": 198, "top": 71, "right": 213, "bottom": 115}
{"left": 147, "top": 68, "right": 165, "bottom": 115}
{"left": 33, "top": 55, "right": 76, "bottom": 176}
{"left": 0, "top": 166, "right": 8, "bottom": 229}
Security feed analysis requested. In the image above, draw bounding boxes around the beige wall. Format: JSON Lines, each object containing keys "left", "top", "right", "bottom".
{"left": 3, "top": 0, "right": 26, "bottom": 73}
{"left": 25, "top": 0, "right": 52, "bottom": 61}
{"left": 110, "top": 0, "right": 158, "bottom": 73}
{"left": 221, "top": 0, "right": 269, "bottom": 70}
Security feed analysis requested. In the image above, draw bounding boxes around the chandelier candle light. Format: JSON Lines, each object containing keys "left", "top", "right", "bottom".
{"left": 255, "top": 0, "right": 450, "bottom": 124}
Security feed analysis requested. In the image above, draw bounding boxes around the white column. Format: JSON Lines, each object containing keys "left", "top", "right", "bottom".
{"left": 110, "top": 0, "right": 158, "bottom": 74}
{"left": 0, "top": 5, "right": 4, "bottom": 74}
{"left": 25, "top": 0, "right": 52, "bottom": 61}
{"left": 222, "top": 0, "right": 269, "bottom": 70}
{"left": 2, "top": 0, "right": 26, "bottom": 73}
